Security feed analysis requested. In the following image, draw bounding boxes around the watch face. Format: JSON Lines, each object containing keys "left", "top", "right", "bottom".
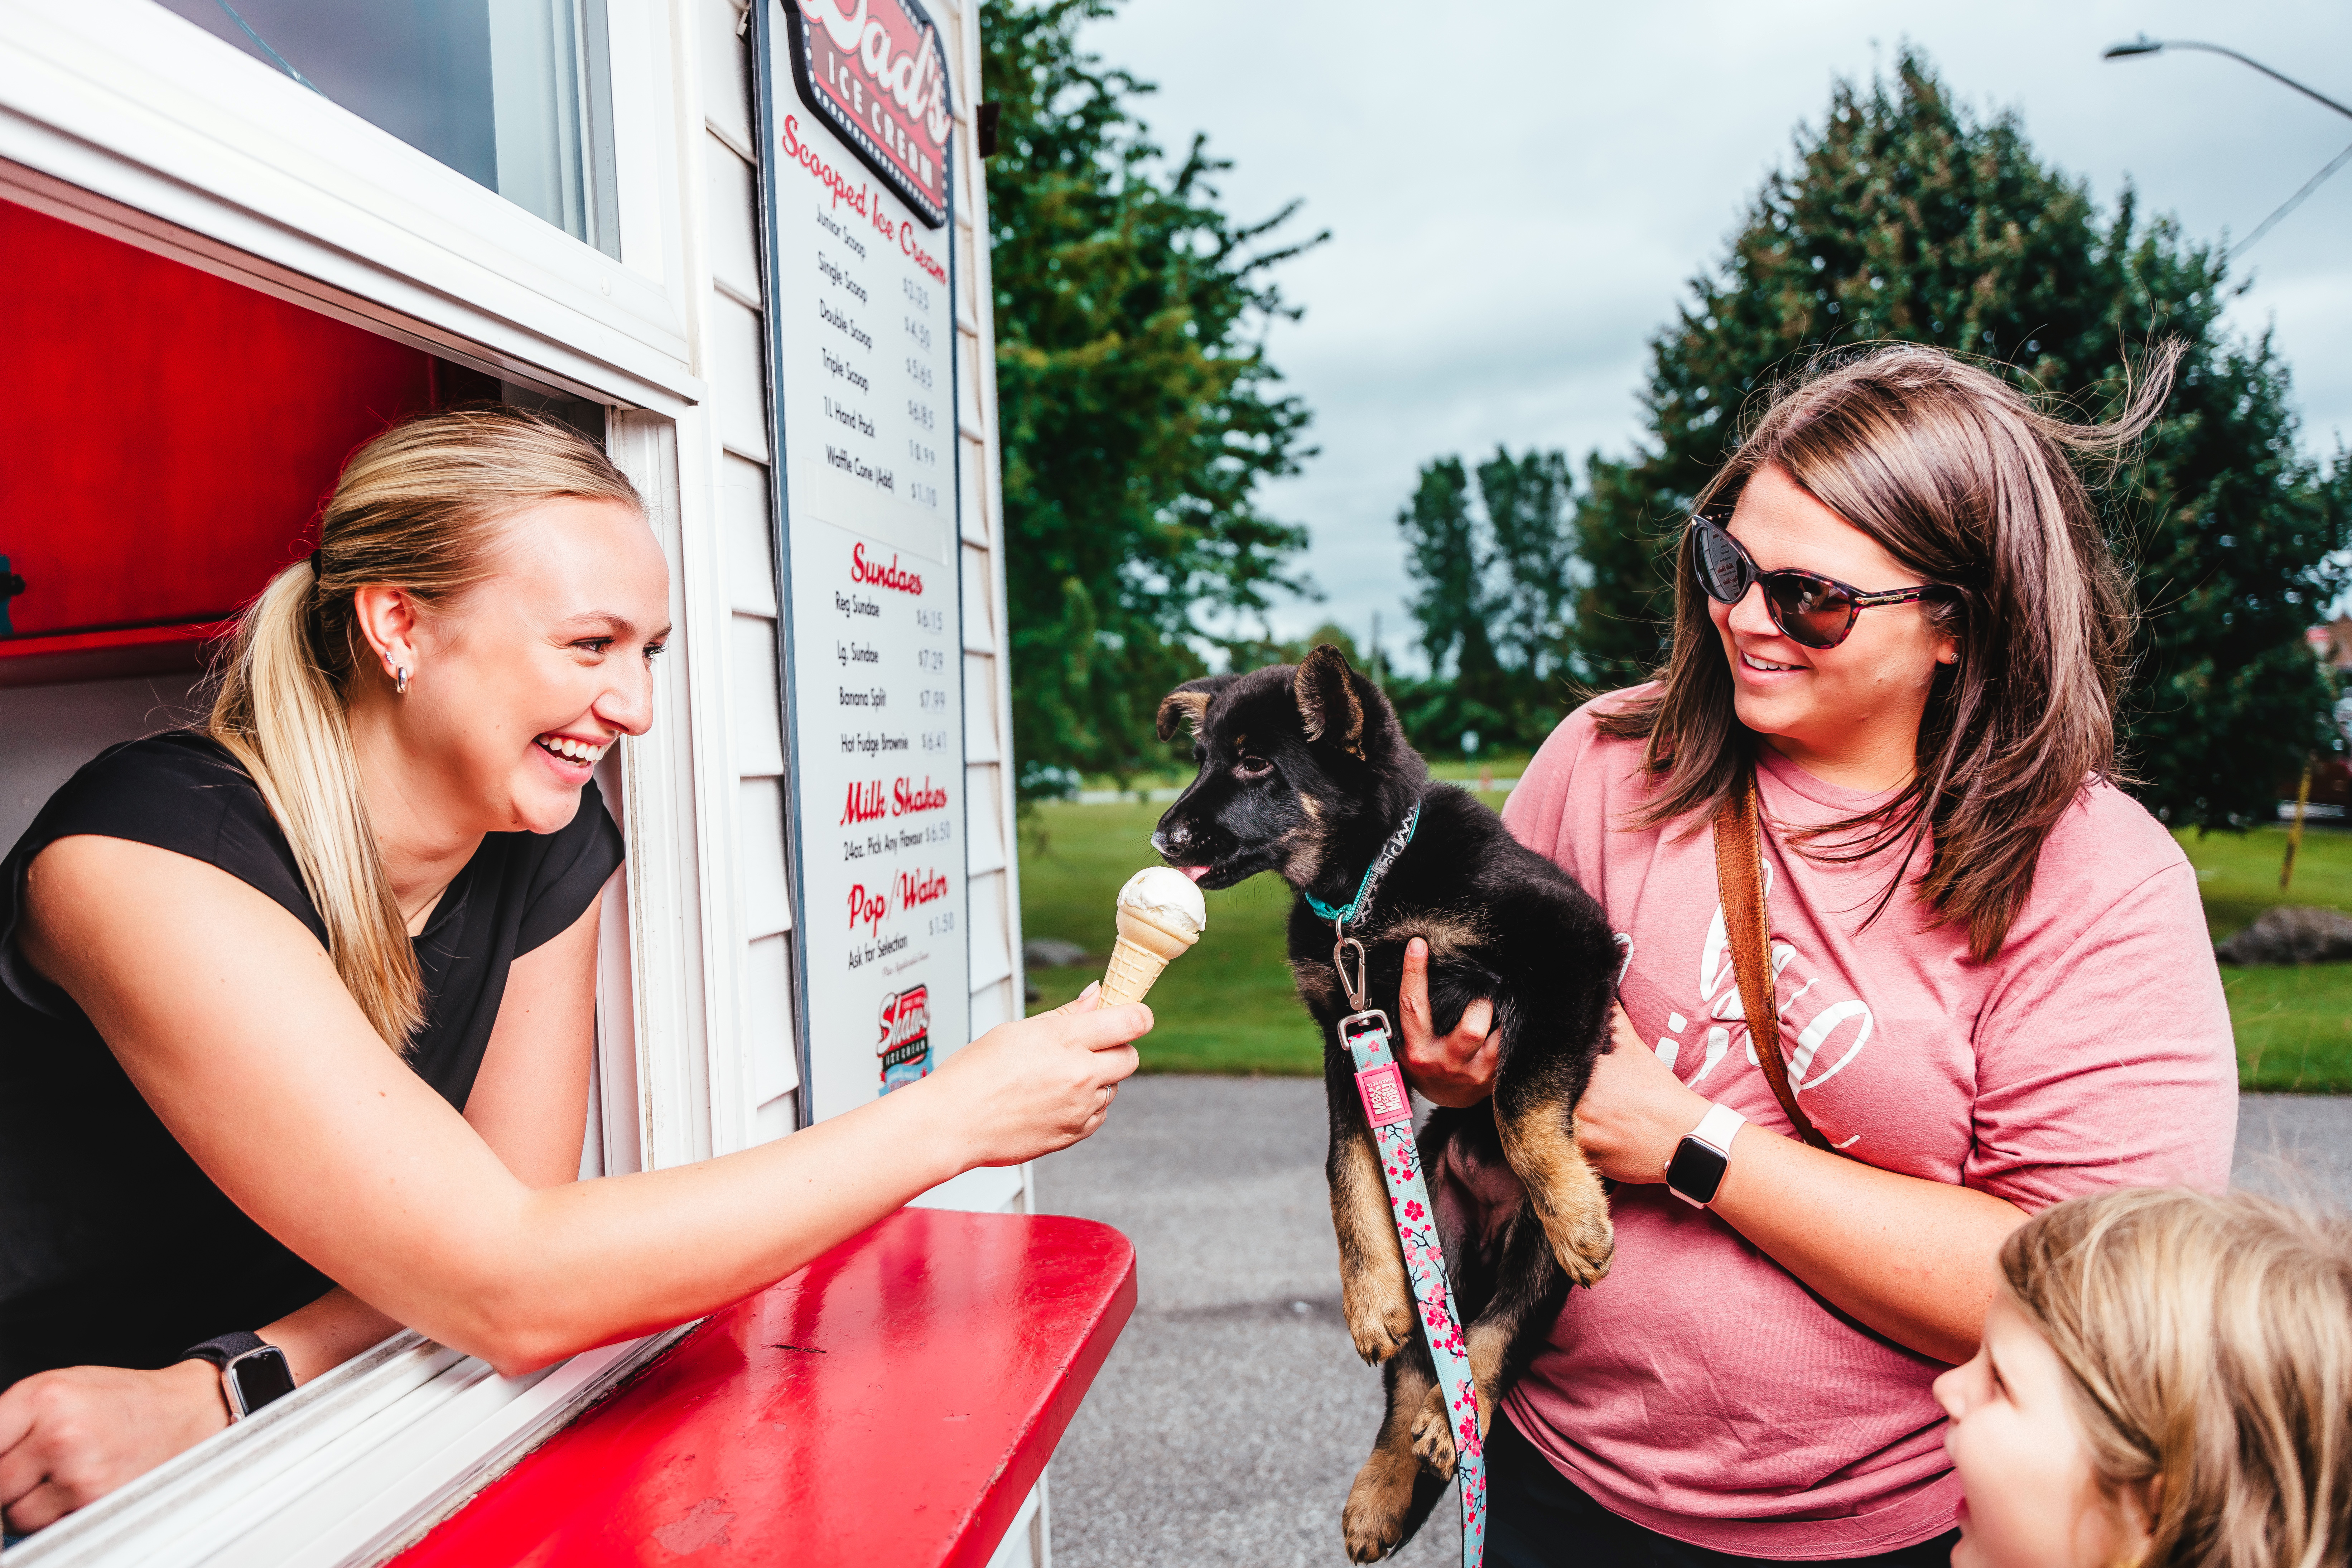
{"left": 227, "top": 1346, "right": 297, "bottom": 1417}
{"left": 1667, "top": 1136, "right": 1729, "bottom": 1207}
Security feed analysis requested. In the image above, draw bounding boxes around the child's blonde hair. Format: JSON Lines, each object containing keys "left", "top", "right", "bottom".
{"left": 2001, "top": 1187, "right": 2352, "bottom": 1568}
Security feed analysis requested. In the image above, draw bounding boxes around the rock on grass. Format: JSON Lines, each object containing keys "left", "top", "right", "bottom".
{"left": 2217, "top": 906, "right": 2352, "bottom": 966}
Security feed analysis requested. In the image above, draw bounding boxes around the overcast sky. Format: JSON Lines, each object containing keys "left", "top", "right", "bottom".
{"left": 1083, "top": 0, "right": 2352, "bottom": 670}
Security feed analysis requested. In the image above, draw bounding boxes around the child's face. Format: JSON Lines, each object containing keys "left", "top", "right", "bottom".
{"left": 1934, "top": 1293, "right": 2151, "bottom": 1568}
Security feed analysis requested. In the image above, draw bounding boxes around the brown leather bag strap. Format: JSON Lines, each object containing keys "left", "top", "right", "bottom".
{"left": 1711, "top": 777, "right": 1836, "bottom": 1153}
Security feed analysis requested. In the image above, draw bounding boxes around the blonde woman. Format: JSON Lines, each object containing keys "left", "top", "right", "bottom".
{"left": 1937, "top": 1187, "right": 2352, "bottom": 1568}
{"left": 1395, "top": 345, "right": 2237, "bottom": 1563}
{"left": 0, "top": 411, "right": 1148, "bottom": 1533}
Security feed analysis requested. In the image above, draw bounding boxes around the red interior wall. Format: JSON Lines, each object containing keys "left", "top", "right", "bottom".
{"left": 0, "top": 198, "right": 439, "bottom": 652}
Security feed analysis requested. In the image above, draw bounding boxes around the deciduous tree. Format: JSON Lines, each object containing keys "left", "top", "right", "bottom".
{"left": 982, "top": 0, "right": 1322, "bottom": 798}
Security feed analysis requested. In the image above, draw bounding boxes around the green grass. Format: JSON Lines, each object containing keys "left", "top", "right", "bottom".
{"left": 2175, "top": 823, "right": 2352, "bottom": 941}
{"left": 1019, "top": 805, "right": 2352, "bottom": 1088}
{"left": 2216, "top": 965, "right": 2352, "bottom": 1092}
{"left": 2175, "top": 823, "right": 2352, "bottom": 1092}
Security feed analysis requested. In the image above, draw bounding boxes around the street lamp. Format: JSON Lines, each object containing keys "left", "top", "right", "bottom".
{"left": 2105, "top": 36, "right": 2352, "bottom": 256}
{"left": 2102, "top": 35, "right": 2352, "bottom": 124}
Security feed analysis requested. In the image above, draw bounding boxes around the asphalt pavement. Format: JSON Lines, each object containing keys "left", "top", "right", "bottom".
{"left": 1034, "top": 1082, "right": 2352, "bottom": 1568}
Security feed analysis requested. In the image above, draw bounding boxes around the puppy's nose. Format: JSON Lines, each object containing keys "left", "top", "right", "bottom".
{"left": 1150, "top": 829, "right": 1175, "bottom": 857}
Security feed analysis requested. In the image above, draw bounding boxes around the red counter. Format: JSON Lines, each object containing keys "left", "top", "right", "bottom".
{"left": 392, "top": 1209, "right": 1135, "bottom": 1568}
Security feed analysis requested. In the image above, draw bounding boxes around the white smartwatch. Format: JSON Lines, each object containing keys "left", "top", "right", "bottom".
{"left": 1664, "top": 1102, "right": 1747, "bottom": 1208}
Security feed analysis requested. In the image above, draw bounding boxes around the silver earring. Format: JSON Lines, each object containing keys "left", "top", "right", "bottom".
{"left": 395, "top": 666, "right": 410, "bottom": 696}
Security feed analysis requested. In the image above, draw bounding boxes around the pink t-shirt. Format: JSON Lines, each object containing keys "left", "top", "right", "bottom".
{"left": 1496, "top": 694, "right": 2236, "bottom": 1559}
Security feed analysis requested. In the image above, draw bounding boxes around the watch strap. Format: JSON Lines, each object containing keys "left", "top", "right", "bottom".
{"left": 179, "top": 1331, "right": 267, "bottom": 1371}
{"left": 1688, "top": 1101, "right": 1746, "bottom": 1156}
{"left": 1664, "top": 1102, "right": 1747, "bottom": 1208}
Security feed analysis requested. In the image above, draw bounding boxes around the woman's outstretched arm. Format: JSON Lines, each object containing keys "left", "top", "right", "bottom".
{"left": 23, "top": 834, "right": 1144, "bottom": 1377}
{"left": 3, "top": 892, "right": 625, "bottom": 1531}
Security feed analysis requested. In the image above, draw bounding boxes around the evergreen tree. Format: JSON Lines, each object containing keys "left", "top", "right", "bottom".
{"left": 1394, "top": 456, "right": 1508, "bottom": 752}
{"left": 1393, "top": 449, "right": 1579, "bottom": 751}
{"left": 1568, "top": 50, "right": 2350, "bottom": 828}
{"left": 1479, "top": 447, "right": 1579, "bottom": 689}
{"left": 982, "top": 0, "right": 1323, "bottom": 799}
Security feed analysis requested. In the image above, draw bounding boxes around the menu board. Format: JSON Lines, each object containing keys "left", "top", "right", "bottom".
{"left": 757, "top": 0, "right": 966, "bottom": 1125}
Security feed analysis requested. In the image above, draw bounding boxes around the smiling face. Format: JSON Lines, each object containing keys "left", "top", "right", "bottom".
{"left": 353, "top": 497, "right": 671, "bottom": 843}
{"left": 1709, "top": 464, "right": 1957, "bottom": 792}
{"left": 1934, "top": 1293, "right": 2148, "bottom": 1568}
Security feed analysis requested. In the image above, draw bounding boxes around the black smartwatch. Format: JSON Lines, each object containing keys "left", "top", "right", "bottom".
{"left": 181, "top": 1332, "right": 297, "bottom": 1420}
{"left": 1663, "top": 1103, "right": 1748, "bottom": 1208}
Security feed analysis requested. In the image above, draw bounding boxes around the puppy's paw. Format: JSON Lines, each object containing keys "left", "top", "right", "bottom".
{"left": 1408, "top": 1383, "right": 1458, "bottom": 1479}
{"left": 1549, "top": 1205, "right": 1615, "bottom": 1289}
{"left": 1408, "top": 1380, "right": 1486, "bottom": 1479}
{"left": 1341, "top": 1448, "right": 1418, "bottom": 1562}
{"left": 1341, "top": 1269, "right": 1416, "bottom": 1365}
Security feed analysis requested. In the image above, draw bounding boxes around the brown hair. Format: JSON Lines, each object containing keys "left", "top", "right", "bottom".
{"left": 2002, "top": 1188, "right": 2352, "bottom": 1568}
{"left": 1597, "top": 341, "right": 2180, "bottom": 960}
{"left": 208, "top": 409, "right": 641, "bottom": 1048}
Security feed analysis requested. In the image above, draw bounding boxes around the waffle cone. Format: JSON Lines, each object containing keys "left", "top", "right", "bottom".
{"left": 1099, "top": 935, "right": 1174, "bottom": 1007}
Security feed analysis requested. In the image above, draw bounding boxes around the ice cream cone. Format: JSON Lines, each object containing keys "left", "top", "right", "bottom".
{"left": 1100, "top": 912, "right": 1195, "bottom": 1005}
{"left": 1100, "top": 869, "right": 1207, "bottom": 1007}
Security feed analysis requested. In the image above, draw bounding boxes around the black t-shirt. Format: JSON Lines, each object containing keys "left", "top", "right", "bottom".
{"left": 0, "top": 731, "right": 623, "bottom": 1387}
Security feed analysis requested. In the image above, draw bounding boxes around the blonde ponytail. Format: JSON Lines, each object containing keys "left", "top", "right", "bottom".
{"left": 208, "top": 409, "right": 643, "bottom": 1049}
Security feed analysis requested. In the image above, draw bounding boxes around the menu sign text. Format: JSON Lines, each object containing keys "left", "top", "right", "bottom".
{"left": 762, "top": 0, "right": 966, "bottom": 1124}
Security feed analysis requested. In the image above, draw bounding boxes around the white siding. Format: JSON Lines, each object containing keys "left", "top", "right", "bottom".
{"left": 695, "top": 0, "right": 1024, "bottom": 1148}
{"left": 698, "top": 5, "right": 797, "bottom": 1139}
{"left": 690, "top": 0, "right": 1021, "bottom": 1155}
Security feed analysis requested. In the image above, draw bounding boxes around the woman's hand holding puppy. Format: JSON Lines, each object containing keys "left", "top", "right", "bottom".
{"left": 1393, "top": 938, "right": 1502, "bottom": 1108}
{"left": 1565, "top": 1007, "right": 1711, "bottom": 1184}
{"left": 1396, "top": 948, "right": 1702, "bottom": 1181}
{"left": 1397, "top": 952, "right": 2016, "bottom": 1360}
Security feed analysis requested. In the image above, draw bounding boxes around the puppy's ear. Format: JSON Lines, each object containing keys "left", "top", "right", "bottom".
{"left": 1293, "top": 645, "right": 1365, "bottom": 759}
{"left": 1156, "top": 678, "right": 1220, "bottom": 742}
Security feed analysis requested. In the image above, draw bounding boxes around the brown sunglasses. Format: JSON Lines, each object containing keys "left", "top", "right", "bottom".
{"left": 1688, "top": 515, "right": 1955, "bottom": 650}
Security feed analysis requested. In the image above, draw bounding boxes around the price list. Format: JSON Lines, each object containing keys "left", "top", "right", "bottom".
{"left": 762, "top": 0, "right": 966, "bottom": 1123}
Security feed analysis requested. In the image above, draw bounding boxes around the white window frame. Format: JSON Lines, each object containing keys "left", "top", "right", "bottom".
{"left": 1, "top": 1329, "right": 692, "bottom": 1568}
{"left": 0, "top": 0, "right": 698, "bottom": 410}
{"left": 0, "top": 2, "right": 765, "bottom": 1558}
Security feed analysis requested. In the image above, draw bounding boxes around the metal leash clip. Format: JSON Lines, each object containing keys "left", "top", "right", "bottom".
{"left": 1333, "top": 920, "right": 1371, "bottom": 1011}
{"left": 1334, "top": 926, "right": 1396, "bottom": 1066}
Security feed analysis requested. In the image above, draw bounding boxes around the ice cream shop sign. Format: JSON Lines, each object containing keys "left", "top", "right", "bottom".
{"left": 784, "top": 0, "right": 954, "bottom": 228}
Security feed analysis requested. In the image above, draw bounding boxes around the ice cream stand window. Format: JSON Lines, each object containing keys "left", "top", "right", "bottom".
{"left": 0, "top": 1, "right": 1129, "bottom": 1563}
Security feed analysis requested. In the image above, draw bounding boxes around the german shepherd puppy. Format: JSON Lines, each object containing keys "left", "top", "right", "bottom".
{"left": 1151, "top": 646, "right": 1619, "bottom": 1561}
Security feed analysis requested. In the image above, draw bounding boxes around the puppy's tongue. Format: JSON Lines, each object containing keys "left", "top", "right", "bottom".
{"left": 1179, "top": 865, "right": 1211, "bottom": 883}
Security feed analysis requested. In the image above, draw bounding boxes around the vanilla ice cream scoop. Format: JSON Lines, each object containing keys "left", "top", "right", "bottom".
{"left": 1115, "top": 866, "right": 1208, "bottom": 942}
{"left": 1100, "top": 866, "right": 1208, "bottom": 1006}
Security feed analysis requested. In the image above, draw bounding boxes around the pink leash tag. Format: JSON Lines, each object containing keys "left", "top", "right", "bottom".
{"left": 1355, "top": 1062, "right": 1413, "bottom": 1128}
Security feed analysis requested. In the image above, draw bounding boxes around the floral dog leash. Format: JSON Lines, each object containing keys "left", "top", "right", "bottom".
{"left": 1322, "top": 800, "right": 1485, "bottom": 1565}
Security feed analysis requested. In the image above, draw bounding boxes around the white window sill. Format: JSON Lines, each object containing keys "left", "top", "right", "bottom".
{"left": 4, "top": 1327, "right": 686, "bottom": 1568}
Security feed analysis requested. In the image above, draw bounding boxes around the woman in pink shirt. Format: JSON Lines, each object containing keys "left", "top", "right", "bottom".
{"left": 1399, "top": 344, "right": 2237, "bottom": 1564}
